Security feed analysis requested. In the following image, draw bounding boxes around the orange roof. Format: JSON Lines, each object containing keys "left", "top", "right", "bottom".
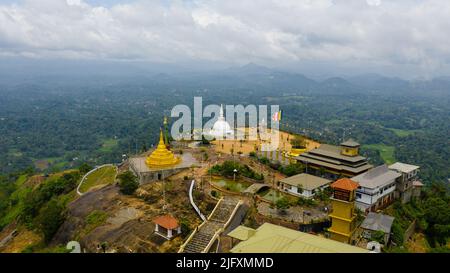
{"left": 153, "top": 215, "right": 179, "bottom": 230}
{"left": 331, "top": 178, "right": 359, "bottom": 191}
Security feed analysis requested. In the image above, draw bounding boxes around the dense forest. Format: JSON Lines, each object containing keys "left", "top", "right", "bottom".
{"left": 0, "top": 66, "right": 449, "bottom": 185}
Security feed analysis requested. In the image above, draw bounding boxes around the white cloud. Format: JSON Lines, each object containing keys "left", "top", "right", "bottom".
{"left": 0, "top": 0, "right": 449, "bottom": 76}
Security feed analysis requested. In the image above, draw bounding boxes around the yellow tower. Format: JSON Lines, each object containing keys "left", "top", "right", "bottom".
{"left": 340, "top": 139, "right": 360, "bottom": 157}
{"left": 328, "top": 178, "right": 360, "bottom": 244}
{"left": 146, "top": 129, "right": 181, "bottom": 168}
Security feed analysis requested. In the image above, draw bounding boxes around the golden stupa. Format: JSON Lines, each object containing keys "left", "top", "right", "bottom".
{"left": 146, "top": 129, "right": 181, "bottom": 168}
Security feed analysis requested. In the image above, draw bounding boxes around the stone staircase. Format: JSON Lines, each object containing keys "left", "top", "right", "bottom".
{"left": 181, "top": 197, "right": 241, "bottom": 253}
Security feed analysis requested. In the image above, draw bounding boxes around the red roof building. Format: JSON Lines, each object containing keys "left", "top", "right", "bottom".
{"left": 153, "top": 215, "right": 181, "bottom": 239}
{"left": 331, "top": 178, "right": 359, "bottom": 191}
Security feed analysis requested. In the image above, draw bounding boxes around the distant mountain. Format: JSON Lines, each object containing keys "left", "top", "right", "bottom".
{"left": 225, "top": 62, "right": 274, "bottom": 75}
{"left": 346, "top": 73, "right": 410, "bottom": 91}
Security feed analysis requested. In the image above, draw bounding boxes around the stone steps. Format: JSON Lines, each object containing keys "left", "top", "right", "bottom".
{"left": 181, "top": 198, "right": 240, "bottom": 253}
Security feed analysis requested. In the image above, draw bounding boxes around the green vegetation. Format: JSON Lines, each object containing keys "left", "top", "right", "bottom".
{"left": 386, "top": 182, "right": 450, "bottom": 252}
{"left": 296, "top": 197, "right": 318, "bottom": 207}
{"left": 79, "top": 210, "right": 109, "bottom": 236}
{"left": 78, "top": 165, "right": 116, "bottom": 193}
{"left": 35, "top": 199, "right": 65, "bottom": 243}
{"left": 0, "top": 169, "right": 34, "bottom": 229}
{"left": 275, "top": 197, "right": 291, "bottom": 212}
{"left": 209, "top": 161, "right": 264, "bottom": 181}
{"left": 290, "top": 135, "right": 306, "bottom": 149}
{"left": 387, "top": 128, "right": 418, "bottom": 137}
{"left": 363, "top": 144, "right": 396, "bottom": 164}
{"left": 278, "top": 163, "right": 305, "bottom": 177}
{"left": 21, "top": 243, "right": 71, "bottom": 253}
{"left": 118, "top": 171, "right": 139, "bottom": 195}
{"left": 0, "top": 169, "right": 81, "bottom": 252}
{"left": 99, "top": 138, "right": 119, "bottom": 153}
{"left": 20, "top": 171, "right": 80, "bottom": 225}
{"left": 370, "top": 230, "right": 386, "bottom": 245}
{"left": 78, "top": 163, "right": 93, "bottom": 175}
{"left": 0, "top": 75, "right": 448, "bottom": 186}
{"left": 86, "top": 210, "right": 108, "bottom": 226}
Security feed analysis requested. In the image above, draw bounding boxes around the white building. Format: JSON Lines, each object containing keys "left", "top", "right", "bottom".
{"left": 278, "top": 173, "right": 331, "bottom": 198}
{"left": 388, "top": 162, "right": 421, "bottom": 203}
{"left": 205, "top": 104, "right": 234, "bottom": 140}
{"left": 353, "top": 165, "right": 401, "bottom": 213}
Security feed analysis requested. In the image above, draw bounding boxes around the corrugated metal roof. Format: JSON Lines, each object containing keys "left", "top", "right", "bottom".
{"left": 360, "top": 212, "right": 394, "bottom": 233}
{"left": 279, "top": 173, "right": 331, "bottom": 191}
{"left": 352, "top": 165, "right": 401, "bottom": 189}
{"left": 230, "top": 223, "right": 369, "bottom": 253}
{"left": 388, "top": 162, "right": 419, "bottom": 174}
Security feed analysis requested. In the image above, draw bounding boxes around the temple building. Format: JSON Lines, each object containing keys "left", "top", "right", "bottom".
{"left": 129, "top": 127, "right": 197, "bottom": 184}
{"left": 145, "top": 129, "right": 181, "bottom": 168}
{"left": 328, "top": 178, "right": 359, "bottom": 244}
{"left": 205, "top": 104, "right": 234, "bottom": 139}
{"left": 295, "top": 139, "right": 372, "bottom": 179}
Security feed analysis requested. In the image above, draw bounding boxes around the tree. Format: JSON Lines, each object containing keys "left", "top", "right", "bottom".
{"left": 118, "top": 171, "right": 139, "bottom": 195}
{"left": 275, "top": 197, "right": 291, "bottom": 214}
{"left": 422, "top": 197, "right": 450, "bottom": 247}
{"left": 280, "top": 163, "right": 304, "bottom": 176}
{"left": 78, "top": 163, "right": 93, "bottom": 175}
{"left": 35, "top": 199, "right": 65, "bottom": 243}
{"left": 290, "top": 135, "right": 306, "bottom": 149}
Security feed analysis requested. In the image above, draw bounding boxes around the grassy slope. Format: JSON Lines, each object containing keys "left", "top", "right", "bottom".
{"left": 363, "top": 144, "right": 396, "bottom": 164}
{"left": 99, "top": 138, "right": 118, "bottom": 153}
{"left": 0, "top": 175, "right": 31, "bottom": 227}
{"left": 387, "top": 128, "right": 419, "bottom": 137}
{"left": 78, "top": 166, "right": 117, "bottom": 194}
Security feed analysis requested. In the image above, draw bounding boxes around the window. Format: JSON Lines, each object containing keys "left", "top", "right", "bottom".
{"left": 356, "top": 193, "right": 362, "bottom": 199}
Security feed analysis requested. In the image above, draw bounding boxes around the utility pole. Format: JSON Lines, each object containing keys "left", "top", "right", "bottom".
{"left": 162, "top": 175, "right": 166, "bottom": 211}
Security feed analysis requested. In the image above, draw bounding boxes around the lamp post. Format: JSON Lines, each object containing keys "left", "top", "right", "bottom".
{"left": 233, "top": 169, "right": 238, "bottom": 182}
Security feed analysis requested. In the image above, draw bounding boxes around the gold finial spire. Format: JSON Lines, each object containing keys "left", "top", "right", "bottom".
{"left": 159, "top": 127, "right": 164, "bottom": 144}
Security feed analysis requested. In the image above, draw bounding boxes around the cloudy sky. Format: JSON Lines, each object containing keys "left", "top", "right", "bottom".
{"left": 1, "top": 0, "right": 450, "bottom": 78}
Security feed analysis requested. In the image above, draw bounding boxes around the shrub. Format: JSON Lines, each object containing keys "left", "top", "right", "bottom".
{"left": 118, "top": 171, "right": 139, "bottom": 195}
{"left": 86, "top": 210, "right": 108, "bottom": 226}
{"left": 276, "top": 197, "right": 291, "bottom": 211}
{"left": 35, "top": 199, "right": 65, "bottom": 243}
{"left": 78, "top": 163, "right": 93, "bottom": 175}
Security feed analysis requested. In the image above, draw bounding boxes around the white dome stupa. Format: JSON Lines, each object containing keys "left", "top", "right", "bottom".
{"left": 207, "top": 104, "right": 234, "bottom": 139}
